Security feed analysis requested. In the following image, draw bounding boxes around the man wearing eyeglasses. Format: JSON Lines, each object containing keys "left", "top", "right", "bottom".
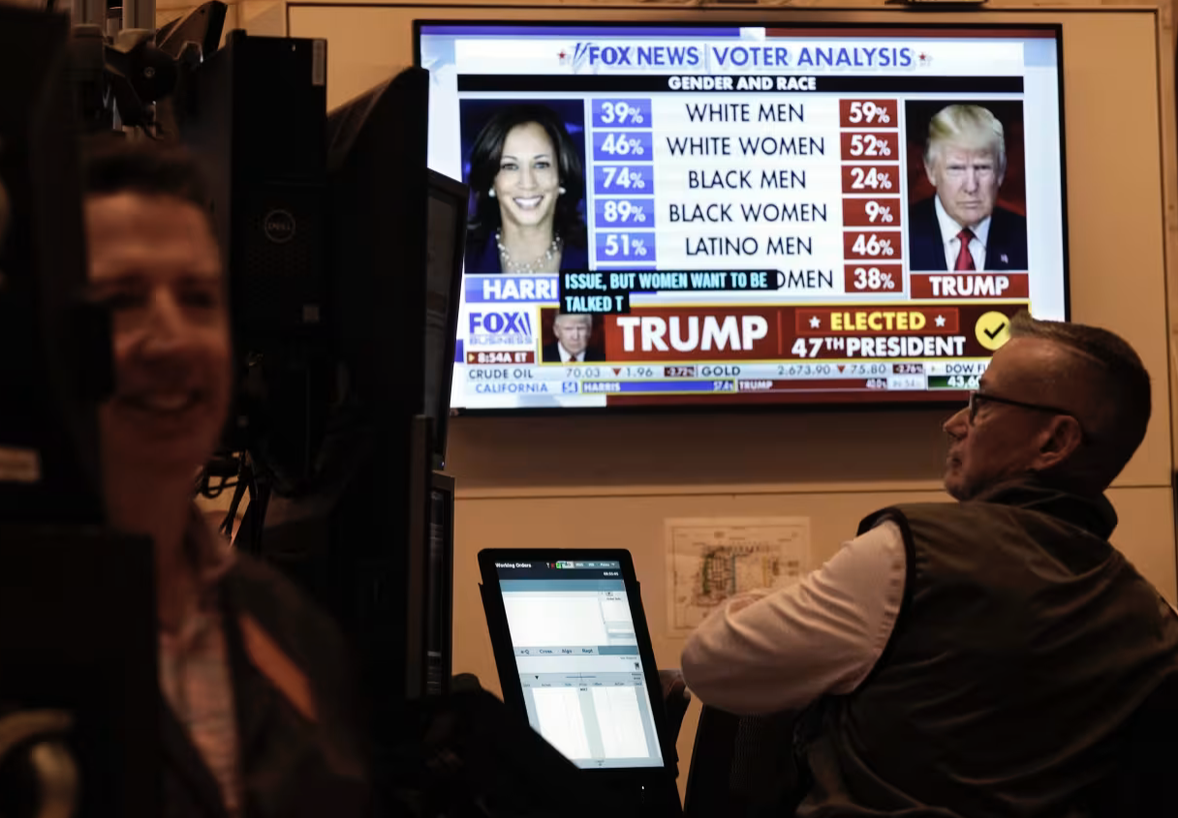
{"left": 683, "top": 311, "right": 1178, "bottom": 816}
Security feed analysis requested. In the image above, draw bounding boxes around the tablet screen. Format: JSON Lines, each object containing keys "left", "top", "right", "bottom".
{"left": 492, "top": 559, "right": 665, "bottom": 769}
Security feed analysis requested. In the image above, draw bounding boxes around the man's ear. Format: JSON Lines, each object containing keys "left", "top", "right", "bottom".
{"left": 1033, "top": 415, "right": 1084, "bottom": 471}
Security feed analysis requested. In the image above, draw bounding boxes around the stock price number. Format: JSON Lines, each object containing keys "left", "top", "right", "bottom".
{"left": 946, "top": 374, "right": 980, "bottom": 390}
{"left": 845, "top": 363, "right": 889, "bottom": 376}
{"left": 778, "top": 363, "right": 834, "bottom": 377}
{"left": 929, "top": 374, "right": 980, "bottom": 390}
{"left": 565, "top": 367, "right": 603, "bottom": 379}
{"left": 665, "top": 365, "right": 697, "bottom": 378}
{"left": 623, "top": 366, "right": 656, "bottom": 378}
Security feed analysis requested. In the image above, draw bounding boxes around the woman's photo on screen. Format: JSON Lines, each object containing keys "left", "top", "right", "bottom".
{"left": 460, "top": 100, "right": 588, "bottom": 275}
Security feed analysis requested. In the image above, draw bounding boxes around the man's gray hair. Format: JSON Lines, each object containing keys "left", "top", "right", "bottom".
{"left": 1009, "top": 311, "right": 1150, "bottom": 485}
{"left": 925, "top": 104, "right": 1007, "bottom": 177}
{"left": 554, "top": 313, "right": 593, "bottom": 328}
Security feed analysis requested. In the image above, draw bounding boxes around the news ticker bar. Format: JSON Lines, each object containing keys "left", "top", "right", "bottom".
{"left": 463, "top": 361, "right": 985, "bottom": 397}
{"left": 457, "top": 74, "right": 1024, "bottom": 94}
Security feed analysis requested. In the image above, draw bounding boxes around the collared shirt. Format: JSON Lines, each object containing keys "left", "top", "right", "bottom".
{"left": 681, "top": 521, "right": 906, "bottom": 715}
{"left": 158, "top": 510, "right": 242, "bottom": 817}
{"left": 559, "top": 344, "right": 586, "bottom": 363}
{"left": 935, "top": 195, "right": 991, "bottom": 271}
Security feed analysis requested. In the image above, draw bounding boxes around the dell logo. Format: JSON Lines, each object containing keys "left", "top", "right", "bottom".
{"left": 262, "top": 209, "right": 296, "bottom": 244}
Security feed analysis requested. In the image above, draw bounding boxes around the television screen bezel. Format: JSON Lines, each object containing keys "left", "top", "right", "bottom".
{"left": 414, "top": 18, "right": 1070, "bottom": 418}
{"left": 425, "top": 168, "right": 469, "bottom": 467}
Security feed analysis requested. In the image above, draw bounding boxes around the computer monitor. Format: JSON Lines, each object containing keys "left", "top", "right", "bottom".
{"left": 478, "top": 549, "right": 678, "bottom": 809}
{"left": 327, "top": 68, "right": 429, "bottom": 428}
{"left": 424, "top": 170, "right": 467, "bottom": 469}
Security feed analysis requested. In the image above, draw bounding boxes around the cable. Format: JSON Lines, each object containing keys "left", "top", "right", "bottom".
{"left": 220, "top": 454, "right": 251, "bottom": 543}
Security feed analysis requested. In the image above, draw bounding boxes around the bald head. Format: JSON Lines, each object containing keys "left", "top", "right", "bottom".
{"left": 1007, "top": 312, "right": 1150, "bottom": 488}
{"left": 942, "top": 313, "right": 1150, "bottom": 500}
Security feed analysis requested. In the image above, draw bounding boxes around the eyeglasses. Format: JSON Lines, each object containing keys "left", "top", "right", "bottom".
{"left": 967, "top": 391, "right": 1090, "bottom": 440}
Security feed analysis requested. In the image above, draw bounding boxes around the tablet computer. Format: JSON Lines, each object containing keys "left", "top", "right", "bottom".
{"left": 478, "top": 549, "right": 674, "bottom": 791}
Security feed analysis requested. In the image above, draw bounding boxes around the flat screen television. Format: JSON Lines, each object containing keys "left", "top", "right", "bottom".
{"left": 416, "top": 22, "right": 1067, "bottom": 410}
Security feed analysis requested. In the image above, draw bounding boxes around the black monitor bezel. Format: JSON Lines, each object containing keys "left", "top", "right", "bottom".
{"left": 414, "top": 18, "right": 1069, "bottom": 417}
{"left": 425, "top": 169, "right": 468, "bottom": 469}
{"left": 477, "top": 547, "right": 677, "bottom": 781}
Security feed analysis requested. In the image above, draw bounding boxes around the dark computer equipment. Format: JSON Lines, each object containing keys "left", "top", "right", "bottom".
{"left": 385, "top": 686, "right": 642, "bottom": 818}
{"left": 326, "top": 68, "right": 429, "bottom": 425}
{"left": 177, "top": 30, "right": 330, "bottom": 486}
{"left": 320, "top": 67, "right": 444, "bottom": 709}
{"left": 424, "top": 170, "right": 467, "bottom": 469}
{"left": 239, "top": 67, "right": 449, "bottom": 719}
{"left": 0, "top": 5, "right": 109, "bottom": 524}
{"left": 0, "top": 529, "right": 158, "bottom": 818}
{"left": 426, "top": 471, "right": 456, "bottom": 696}
{"left": 0, "top": 8, "right": 157, "bottom": 816}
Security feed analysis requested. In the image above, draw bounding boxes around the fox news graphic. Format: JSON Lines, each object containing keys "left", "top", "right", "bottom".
{"left": 905, "top": 100, "right": 1028, "bottom": 274}
{"left": 418, "top": 22, "right": 1067, "bottom": 410}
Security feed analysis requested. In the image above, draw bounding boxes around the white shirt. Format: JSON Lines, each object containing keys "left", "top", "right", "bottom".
{"left": 558, "top": 344, "right": 585, "bottom": 363}
{"left": 935, "top": 196, "right": 991, "bottom": 271}
{"left": 680, "top": 521, "right": 906, "bottom": 715}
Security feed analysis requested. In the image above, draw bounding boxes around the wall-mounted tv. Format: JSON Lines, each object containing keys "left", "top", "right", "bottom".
{"left": 416, "top": 21, "right": 1067, "bottom": 410}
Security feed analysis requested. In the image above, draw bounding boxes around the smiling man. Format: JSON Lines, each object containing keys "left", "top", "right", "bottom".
{"left": 682, "top": 311, "right": 1178, "bottom": 816}
{"left": 83, "top": 137, "right": 370, "bottom": 818}
{"left": 908, "top": 104, "right": 1028, "bottom": 272}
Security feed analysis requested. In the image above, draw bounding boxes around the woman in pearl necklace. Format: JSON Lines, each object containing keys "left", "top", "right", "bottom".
{"left": 464, "top": 104, "right": 588, "bottom": 275}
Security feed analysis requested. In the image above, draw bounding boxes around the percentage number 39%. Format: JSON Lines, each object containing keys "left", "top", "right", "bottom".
{"left": 598, "top": 101, "right": 646, "bottom": 125}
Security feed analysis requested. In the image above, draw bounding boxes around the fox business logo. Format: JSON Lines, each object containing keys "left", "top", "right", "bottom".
{"left": 468, "top": 311, "right": 534, "bottom": 346}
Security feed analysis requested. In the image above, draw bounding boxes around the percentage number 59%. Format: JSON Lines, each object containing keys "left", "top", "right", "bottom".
{"left": 846, "top": 101, "right": 892, "bottom": 124}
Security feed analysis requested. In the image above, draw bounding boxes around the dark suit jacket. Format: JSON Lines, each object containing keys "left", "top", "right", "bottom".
{"left": 907, "top": 196, "right": 1028, "bottom": 271}
{"left": 541, "top": 342, "right": 604, "bottom": 364}
{"left": 162, "top": 555, "right": 370, "bottom": 818}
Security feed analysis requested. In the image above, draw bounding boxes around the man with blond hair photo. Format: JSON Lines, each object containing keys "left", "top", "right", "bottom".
{"left": 908, "top": 103, "right": 1029, "bottom": 272}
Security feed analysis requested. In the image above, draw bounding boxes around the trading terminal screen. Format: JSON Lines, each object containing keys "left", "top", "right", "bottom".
{"left": 493, "top": 560, "right": 664, "bottom": 769}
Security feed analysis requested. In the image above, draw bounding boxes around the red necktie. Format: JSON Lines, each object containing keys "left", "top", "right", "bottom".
{"left": 954, "top": 228, "right": 976, "bottom": 271}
